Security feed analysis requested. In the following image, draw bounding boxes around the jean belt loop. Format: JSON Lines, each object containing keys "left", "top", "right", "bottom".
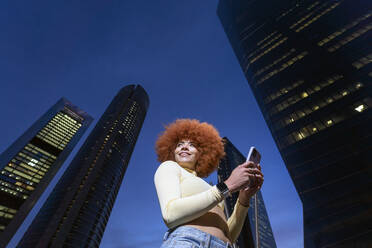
{"left": 162, "top": 231, "right": 168, "bottom": 241}
{"left": 163, "top": 229, "right": 172, "bottom": 241}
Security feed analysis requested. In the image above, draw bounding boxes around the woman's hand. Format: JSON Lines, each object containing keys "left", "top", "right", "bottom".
{"left": 224, "top": 161, "right": 262, "bottom": 193}
{"left": 238, "top": 164, "right": 264, "bottom": 207}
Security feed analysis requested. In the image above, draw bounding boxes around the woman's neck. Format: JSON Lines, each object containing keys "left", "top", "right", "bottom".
{"left": 181, "top": 166, "right": 197, "bottom": 175}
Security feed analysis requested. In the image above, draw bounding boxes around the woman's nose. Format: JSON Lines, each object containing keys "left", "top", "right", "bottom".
{"left": 180, "top": 145, "right": 189, "bottom": 150}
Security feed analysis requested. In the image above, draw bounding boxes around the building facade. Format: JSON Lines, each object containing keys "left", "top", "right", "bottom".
{"left": 18, "top": 85, "right": 149, "bottom": 248}
{"left": 218, "top": 138, "right": 277, "bottom": 248}
{"left": 0, "top": 98, "right": 93, "bottom": 247}
{"left": 218, "top": 0, "right": 371, "bottom": 247}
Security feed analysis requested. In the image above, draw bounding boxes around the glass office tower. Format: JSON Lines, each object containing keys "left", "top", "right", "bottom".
{"left": 18, "top": 85, "right": 149, "bottom": 248}
{"left": 218, "top": 0, "right": 371, "bottom": 247}
{"left": 0, "top": 98, "right": 92, "bottom": 247}
{"left": 218, "top": 138, "right": 277, "bottom": 248}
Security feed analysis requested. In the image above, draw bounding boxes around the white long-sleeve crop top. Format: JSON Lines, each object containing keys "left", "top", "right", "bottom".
{"left": 154, "top": 160, "right": 249, "bottom": 242}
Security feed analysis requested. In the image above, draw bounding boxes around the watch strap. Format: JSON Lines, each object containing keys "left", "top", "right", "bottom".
{"left": 216, "top": 182, "right": 231, "bottom": 198}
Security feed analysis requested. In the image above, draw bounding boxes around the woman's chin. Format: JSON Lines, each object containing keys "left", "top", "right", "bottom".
{"left": 177, "top": 161, "right": 195, "bottom": 169}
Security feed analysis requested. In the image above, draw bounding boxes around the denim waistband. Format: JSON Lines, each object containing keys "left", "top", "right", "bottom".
{"left": 163, "top": 226, "right": 233, "bottom": 248}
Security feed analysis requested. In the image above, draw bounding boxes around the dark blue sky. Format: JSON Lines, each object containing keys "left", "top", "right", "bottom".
{"left": 1, "top": 1, "right": 303, "bottom": 247}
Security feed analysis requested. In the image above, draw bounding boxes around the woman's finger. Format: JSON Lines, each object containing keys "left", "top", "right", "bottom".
{"left": 254, "top": 174, "right": 263, "bottom": 179}
{"left": 254, "top": 171, "right": 263, "bottom": 177}
{"left": 246, "top": 168, "right": 262, "bottom": 176}
{"left": 242, "top": 161, "right": 256, "bottom": 168}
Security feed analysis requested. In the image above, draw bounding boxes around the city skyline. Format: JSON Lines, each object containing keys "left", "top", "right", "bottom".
{"left": 18, "top": 85, "right": 149, "bottom": 247}
{"left": 0, "top": 98, "right": 92, "bottom": 247}
{"left": 2, "top": 1, "right": 303, "bottom": 247}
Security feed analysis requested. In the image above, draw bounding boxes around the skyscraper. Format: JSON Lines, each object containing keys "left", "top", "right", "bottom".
{"left": 18, "top": 85, "right": 149, "bottom": 248}
{"left": 218, "top": 138, "right": 277, "bottom": 248}
{"left": 218, "top": 0, "right": 371, "bottom": 247}
{"left": 0, "top": 98, "right": 93, "bottom": 247}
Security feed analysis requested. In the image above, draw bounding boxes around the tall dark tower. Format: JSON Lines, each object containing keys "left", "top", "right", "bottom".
{"left": 0, "top": 98, "right": 92, "bottom": 247}
{"left": 218, "top": 0, "right": 371, "bottom": 247}
{"left": 18, "top": 85, "right": 149, "bottom": 248}
{"left": 218, "top": 138, "right": 277, "bottom": 248}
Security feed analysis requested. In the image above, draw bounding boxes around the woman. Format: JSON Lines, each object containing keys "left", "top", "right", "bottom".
{"left": 154, "top": 119, "right": 264, "bottom": 248}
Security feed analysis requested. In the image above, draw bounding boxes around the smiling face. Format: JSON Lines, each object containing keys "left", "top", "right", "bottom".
{"left": 174, "top": 140, "right": 200, "bottom": 170}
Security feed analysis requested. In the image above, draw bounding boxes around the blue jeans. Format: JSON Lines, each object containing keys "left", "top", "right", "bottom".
{"left": 160, "top": 226, "right": 233, "bottom": 248}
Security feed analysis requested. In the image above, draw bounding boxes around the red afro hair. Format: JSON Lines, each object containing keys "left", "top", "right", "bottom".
{"left": 155, "top": 119, "right": 225, "bottom": 178}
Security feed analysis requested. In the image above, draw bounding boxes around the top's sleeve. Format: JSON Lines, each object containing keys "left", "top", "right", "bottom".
{"left": 227, "top": 200, "right": 249, "bottom": 243}
{"left": 154, "top": 161, "right": 224, "bottom": 229}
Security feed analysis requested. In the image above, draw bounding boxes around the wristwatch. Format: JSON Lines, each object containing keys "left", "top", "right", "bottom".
{"left": 216, "top": 182, "right": 231, "bottom": 198}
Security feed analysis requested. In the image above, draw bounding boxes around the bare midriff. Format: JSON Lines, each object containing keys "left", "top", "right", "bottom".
{"left": 184, "top": 206, "right": 231, "bottom": 244}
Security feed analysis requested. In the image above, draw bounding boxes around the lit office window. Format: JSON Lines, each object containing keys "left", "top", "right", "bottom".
{"left": 328, "top": 23, "right": 372, "bottom": 52}
{"left": 254, "top": 49, "right": 296, "bottom": 77}
{"left": 354, "top": 104, "right": 366, "bottom": 112}
{"left": 250, "top": 37, "right": 288, "bottom": 64}
{"left": 257, "top": 31, "right": 278, "bottom": 46}
{"left": 36, "top": 112, "right": 81, "bottom": 150}
{"left": 270, "top": 74, "right": 343, "bottom": 116}
{"left": 307, "top": 1, "right": 320, "bottom": 11}
{"left": 318, "top": 12, "right": 371, "bottom": 46}
{"left": 295, "top": 2, "right": 341, "bottom": 32}
{"left": 261, "top": 33, "right": 283, "bottom": 49}
{"left": 280, "top": 97, "right": 370, "bottom": 147}
{"left": 264, "top": 80, "right": 305, "bottom": 104}
{"left": 244, "top": 32, "right": 278, "bottom": 61}
{"left": 290, "top": 5, "right": 318, "bottom": 30}
{"left": 276, "top": 6, "right": 296, "bottom": 21}
{"left": 352, "top": 53, "right": 372, "bottom": 69}
{"left": 275, "top": 82, "right": 363, "bottom": 129}
{"left": 257, "top": 51, "right": 308, "bottom": 85}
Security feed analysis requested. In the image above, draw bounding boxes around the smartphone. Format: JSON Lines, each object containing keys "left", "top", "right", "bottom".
{"left": 246, "top": 146, "right": 261, "bottom": 164}
{"left": 246, "top": 147, "right": 261, "bottom": 187}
